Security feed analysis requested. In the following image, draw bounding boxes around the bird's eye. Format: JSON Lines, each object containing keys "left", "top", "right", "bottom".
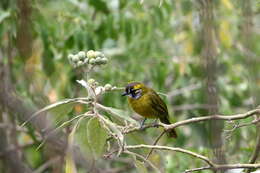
{"left": 132, "top": 88, "right": 140, "bottom": 94}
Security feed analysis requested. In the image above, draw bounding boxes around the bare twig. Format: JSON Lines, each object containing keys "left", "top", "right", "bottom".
{"left": 124, "top": 108, "right": 260, "bottom": 134}
{"left": 126, "top": 144, "right": 260, "bottom": 172}
{"left": 184, "top": 166, "right": 211, "bottom": 173}
{"left": 213, "top": 163, "right": 260, "bottom": 170}
{"left": 185, "top": 163, "right": 260, "bottom": 173}
{"left": 224, "top": 118, "right": 260, "bottom": 139}
{"left": 126, "top": 144, "right": 214, "bottom": 166}
{"left": 145, "top": 131, "right": 166, "bottom": 160}
{"left": 124, "top": 150, "right": 161, "bottom": 173}
{"left": 165, "top": 109, "right": 260, "bottom": 130}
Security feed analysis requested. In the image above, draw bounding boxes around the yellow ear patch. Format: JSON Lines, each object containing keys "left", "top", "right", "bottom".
{"left": 134, "top": 84, "right": 142, "bottom": 89}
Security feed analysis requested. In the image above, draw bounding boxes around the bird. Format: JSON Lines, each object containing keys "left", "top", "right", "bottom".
{"left": 122, "top": 82, "right": 177, "bottom": 138}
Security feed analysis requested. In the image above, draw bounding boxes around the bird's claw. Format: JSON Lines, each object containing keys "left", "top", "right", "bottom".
{"left": 139, "top": 118, "right": 147, "bottom": 130}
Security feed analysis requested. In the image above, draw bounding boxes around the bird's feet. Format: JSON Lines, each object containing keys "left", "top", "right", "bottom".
{"left": 139, "top": 118, "right": 147, "bottom": 130}
{"left": 139, "top": 118, "right": 159, "bottom": 130}
{"left": 152, "top": 119, "right": 159, "bottom": 128}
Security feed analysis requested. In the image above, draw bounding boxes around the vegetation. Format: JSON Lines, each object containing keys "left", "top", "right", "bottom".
{"left": 0, "top": 0, "right": 259, "bottom": 172}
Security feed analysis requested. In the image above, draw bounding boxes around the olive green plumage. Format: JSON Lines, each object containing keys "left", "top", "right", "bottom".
{"left": 122, "top": 82, "right": 177, "bottom": 138}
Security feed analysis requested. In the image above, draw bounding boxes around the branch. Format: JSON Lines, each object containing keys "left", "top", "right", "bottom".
{"left": 184, "top": 166, "right": 211, "bottom": 173}
{"left": 215, "top": 163, "right": 260, "bottom": 169}
{"left": 164, "top": 108, "right": 260, "bottom": 131}
{"left": 125, "top": 144, "right": 214, "bottom": 167}
{"left": 124, "top": 108, "right": 260, "bottom": 134}
{"left": 125, "top": 144, "right": 260, "bottom": 172}
{"left": 185, "top": 163, "right": 260, "bottom": 173}
{"left": 224, "top": 118, "right": 260, "bottom": 139}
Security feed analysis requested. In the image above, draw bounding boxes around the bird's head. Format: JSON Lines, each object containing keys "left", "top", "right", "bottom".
{"left": 122, "top": 82, "right": 149, "bottom": 99}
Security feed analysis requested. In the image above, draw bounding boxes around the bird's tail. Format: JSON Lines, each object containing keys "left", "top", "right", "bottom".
{"left": 159, "top": 117, "right": 177, "bottom": 138}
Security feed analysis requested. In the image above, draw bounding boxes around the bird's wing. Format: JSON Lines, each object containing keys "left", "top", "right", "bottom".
{"left": 148, "top": 90, "right": 169, "bottom": 118}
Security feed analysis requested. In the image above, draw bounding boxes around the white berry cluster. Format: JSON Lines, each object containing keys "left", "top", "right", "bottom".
{"left": 84, "top": 78, "right": 115, "bottom": 97}
{"left": 87, "top": 78, "right": 113, "bottom": 91}
{"left": 68, "top": 50, "right": 108, "bottom": 68}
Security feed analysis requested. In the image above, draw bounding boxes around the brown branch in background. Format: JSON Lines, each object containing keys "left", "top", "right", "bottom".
{"left": 0, "top": 36, "right": 32, "bottom": 173}
{"left": 0, "top": 113, "right": 33, "bottom": 173}
{"left": 200, "top": 0, "right": 226, "bottom": 168}
{"left": 17, "top": 0, "right": 33, "bottom": 59}
{"left": 240, "top": 0, "right": 260, "bottom": 172}
{"left": 0, "top": 141, "right": 34, "bottom": 158}
{"left": 248, "top": 133, "right": 260, "bottom": 162}
{"left": 247, "top": 110, "right": 260, "bottom": 173}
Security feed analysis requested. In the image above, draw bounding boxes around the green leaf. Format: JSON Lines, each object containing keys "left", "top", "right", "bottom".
{"left": 89, "top": 0, "right": 109, "bottom": 14}
{"left": 50, "top": 102, "right": 74, "bottom": 122}
{"left": 124, "top": 19, "right": 132, "bottom": 42}
{"left": 75, "top": 118, "right": 93, "bottom": 157}
{"left": 25, "top": 146, "right": 42, "bottom": 168}
{"left": 119, "top": 0, "right": 127, "bottom": 9}
{"left": 65, "top": 35, "right": 75, "bottom": 49}
{"left": 65, "top": 152, "right": 77, "bottom": 173}
{"left": 21, "top": 98, "right": 89, "bottom": 126}
{"left": 97, "top": 104, "right": 138, "bottom": 125}
{"left": 0, "top": 11, "right": 10, "bottom": 23}
{"left": 41, "top": 29, "right": 55, "bottom": 77}
{"left": 65, "top": 117, "right": 84, "bottom": 173}
{"left": 87, "top": 117, "right": 108, "bottom": 159}
{"left": 181, "top": 0, "right": 192, "bottom": 15}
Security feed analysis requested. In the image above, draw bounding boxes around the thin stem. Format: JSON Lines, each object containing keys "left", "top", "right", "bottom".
{"left": 124, "top": 150, "right": 161, "bottom": 173}
{"left": 145, "top": 131, "right": 166, "bottom": 160}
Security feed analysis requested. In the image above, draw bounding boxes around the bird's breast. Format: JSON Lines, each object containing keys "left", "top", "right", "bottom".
{"left": 128, "top": 94, "right": 157, "bottom": 118}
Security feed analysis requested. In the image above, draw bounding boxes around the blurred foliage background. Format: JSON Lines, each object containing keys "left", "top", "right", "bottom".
{"left": 0, "top": 0, "right": 259, "bottom": 172}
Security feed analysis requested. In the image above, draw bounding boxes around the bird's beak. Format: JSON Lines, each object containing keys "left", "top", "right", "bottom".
{"left": 122, "top": 92, "right": 128, "bottom": 96}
